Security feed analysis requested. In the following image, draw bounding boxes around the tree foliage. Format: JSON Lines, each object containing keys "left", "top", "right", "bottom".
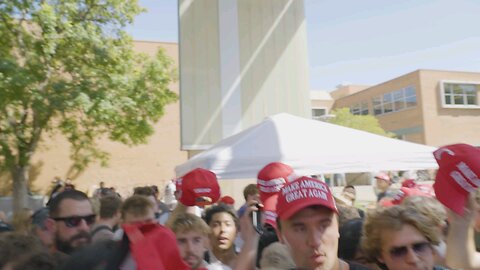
{"left": 0, "top": 0, "right": 178, "bottom": 211}
{"left": 329, "top": 108, "right": 395, "bottom": 137}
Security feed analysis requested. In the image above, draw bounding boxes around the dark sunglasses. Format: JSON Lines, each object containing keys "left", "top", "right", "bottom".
{"left": 389, "top": 241, "right": 431, "bottom": 259}
{"left": 52, "top": 214, "right": 96, "bottom": 228}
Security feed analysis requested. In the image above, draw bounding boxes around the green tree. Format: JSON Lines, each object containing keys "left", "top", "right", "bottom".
{"left": 329, "top": 108, "right": 395, "bottom": 137}
{"left": 0, "top": 0, "right": 178, "bottom": 212}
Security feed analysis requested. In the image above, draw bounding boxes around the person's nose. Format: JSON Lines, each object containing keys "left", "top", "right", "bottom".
{"left": 306, "top": 228, "right": 322, "bottom": 248}
{"left": 404, "top": 247, "right": 421, "bottom": 264}
{"left": 77, "top": 218, "right": 90, "bottom": 231}
{"left": 185, "top": 240, "right": 194, "bottom": 253}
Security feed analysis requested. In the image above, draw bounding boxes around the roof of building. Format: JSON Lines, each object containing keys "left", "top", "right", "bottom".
{"left": 310, "top": 90, "right": 333, "bottom": 100}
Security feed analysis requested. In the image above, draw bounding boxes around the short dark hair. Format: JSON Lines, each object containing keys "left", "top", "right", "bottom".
{"left": 243, "top": 184, "right": 259, "bottom": 200}
{"left": 344, "top": 185, "right": 355, "bottom": 190}
{"left": 203, "top": 204, "right": 239, "bottom": 229}
{"left": 338, "top": 218, "right": 363, "bottom": 260}
{"left": 31, "top": 207, "right": 50, "bottom": 230}
{"left": 133, "top": 186, "right": 155, "bottom": 197}
{"left": 99, "top": 196, "right": 122, "bottom": 219}
{"left": 48, "top": 190, "right": 90, "bottom": 217}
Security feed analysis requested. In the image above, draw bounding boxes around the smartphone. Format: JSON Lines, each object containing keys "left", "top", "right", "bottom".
{"left": 251, "top": 203, "right": 263, "bottom": 235}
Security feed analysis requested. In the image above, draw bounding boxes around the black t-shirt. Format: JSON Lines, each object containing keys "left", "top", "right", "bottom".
{"left": 348, "top": 261, "right": 373, "bottom": 270}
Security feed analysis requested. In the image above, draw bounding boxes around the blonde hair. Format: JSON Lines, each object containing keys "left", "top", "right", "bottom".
{"left": 168, "top": 213, "right": 210, "bottom": 236}
{"left": 260, "top": 242, "right": 296, "bottom": 270}
{"left": 362, "top": 205, "right": 439, "bottom": 262}
{"left": 401, "top": 195, "right": 447, "bottom": 228}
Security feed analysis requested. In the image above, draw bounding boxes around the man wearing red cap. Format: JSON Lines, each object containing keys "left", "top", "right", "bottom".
{"left": 276, "top": 176, "right": 369, "bottom": 270}
{"left": 375, "top": 171, "right": 392, "bottom": 202}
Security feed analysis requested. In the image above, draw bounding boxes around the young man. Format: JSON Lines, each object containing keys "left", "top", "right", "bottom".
{"left": 170, "top": 213, "right": 221, "bottom": 270}
{"left": 47, "top": 189, "right": 96, "bottom": 255}
{"left": 90, "top": 195, "right": 122, "bottom": 243}
{"left": 203, "top": 204, "right": 239, "bottom": 270}
{"left": 116, "top": 195, "right": 190, "bottom": 270}
{"left": 237, "top": 184, "right": 259, "bottom": 218}
{"left": 276, "top": 176, "right": 369, "bottom": 270}
{"left": 362, "top": 205, "right": 448, "bottom": 270}
{"left": 375, "top": 172, "right": 392, "bottom": 202}
{"left": 121, "top": 194, "right": 157, "bottom": 224}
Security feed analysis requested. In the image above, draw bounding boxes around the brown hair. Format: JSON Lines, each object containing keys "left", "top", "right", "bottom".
{"left": 121, "top": 195, "right": 154, "bottom": 220}
{"left": 243, "top": 184, "right": 259, "bottom": 200}
{"left": 133, "top": 186, "right": 155, "bottom": 197}
{"left": 99, "top": 195, "right": 122, "bottom": 219}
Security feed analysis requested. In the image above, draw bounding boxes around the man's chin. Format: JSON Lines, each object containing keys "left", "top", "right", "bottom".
{"left": 184, "top": 257, "right": 202, "bottom": 269}
{"left": 71, "top": 237, "right": 90, "bottom": 248}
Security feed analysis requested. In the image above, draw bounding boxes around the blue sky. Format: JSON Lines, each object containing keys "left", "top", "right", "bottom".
{"left": 126, "top": 0, "right": 480, "bottom": 91}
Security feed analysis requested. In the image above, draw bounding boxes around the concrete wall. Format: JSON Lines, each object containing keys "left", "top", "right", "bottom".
{"left": 179, "top": 0, "right": 311, "bottom": 150}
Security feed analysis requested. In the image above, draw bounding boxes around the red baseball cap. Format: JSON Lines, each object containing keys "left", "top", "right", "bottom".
{"left": 433, "top": 143, "right": 480, "bottom": 215}
{"left": 219, "top": 195, "right": 235, "bottom": 206}
{"left": 374, "top": 172, "right": 391, "bottom": 183}
{"left": 123, "top": 222, "right": 190, "bottom": 270}
{"left": 393, "top": 187, "right": 432, "bottom": 205}
{"left": 277, "top": 176, "right": 337, "bottom": 220}
{"left": 178, "top": 168, "right": 221, "bottom": 207}
{"left": 257, "top": 162, "right": 296, "bottom": 227}
{"left": 402, "top": 179, "right": 416, "bottom": 188}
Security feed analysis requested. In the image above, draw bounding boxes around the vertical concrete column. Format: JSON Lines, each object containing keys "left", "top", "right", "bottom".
{"left": 179, "top": 0, "right": 310, "bottom": 152}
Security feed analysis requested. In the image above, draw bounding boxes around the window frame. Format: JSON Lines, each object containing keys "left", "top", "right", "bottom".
{"left": 440, "top": 80, "right": 480, "bottom": 109}
{"left": 311, "top": 107, "right": 328, "bottom": 121}
{"left": 372, "top": 85, "right": 417, "bottom": 116}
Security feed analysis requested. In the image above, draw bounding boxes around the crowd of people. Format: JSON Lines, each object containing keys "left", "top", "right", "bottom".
{"left": 0, "top": 143, "right": 479, "bottom": 270}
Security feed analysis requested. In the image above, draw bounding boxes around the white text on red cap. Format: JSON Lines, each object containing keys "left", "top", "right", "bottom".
{"left": 194, "top": 188, "right": 212, "bottom": 194}
{"left": 282, "top": 179, "right": 329, "bottom": 203}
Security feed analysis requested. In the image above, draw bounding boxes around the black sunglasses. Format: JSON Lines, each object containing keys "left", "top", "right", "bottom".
{"left": 52, "top": 214, "right": 96, "bottom": 228}
{"left": 389, "top": 241, "right": 431, "bottom": 259}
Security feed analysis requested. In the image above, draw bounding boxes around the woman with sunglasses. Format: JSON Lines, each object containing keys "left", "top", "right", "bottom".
{"left": 361, "top": 205, "right": 451, "bottom": 270}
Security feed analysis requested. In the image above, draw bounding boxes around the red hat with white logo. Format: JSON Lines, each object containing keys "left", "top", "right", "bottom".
{"left": 433, "top": 143, "right": 480, "bottom": 215}
{"left": 257, "top": 162, "right": 296, "bottom": 226}
{"left": 178, "top": 168, "right": 220, "bottom": 207}
{"left": 277, "top": 176, "right": 337, "bottom": 220}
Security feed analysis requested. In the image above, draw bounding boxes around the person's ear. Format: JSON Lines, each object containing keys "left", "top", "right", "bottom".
{"left": 45, "top": 218, "right": 57, "bottom": 233}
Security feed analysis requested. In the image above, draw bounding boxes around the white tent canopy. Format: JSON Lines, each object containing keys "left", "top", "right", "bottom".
{"left": 175, "top": 113, "right": 438, "bottom": 179}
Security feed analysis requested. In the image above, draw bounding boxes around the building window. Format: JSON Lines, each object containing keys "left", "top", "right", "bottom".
{"left": 373, "top": 86, "right": 417, "bottom": 115}
{"left": 312, "top": 108, "right": 327, "bottom": 120}
{"left": 350, "top": 102, "right": 369, "bottom": 115}
{"left": 442, "top": 82, "right": 478, "bottom": 107}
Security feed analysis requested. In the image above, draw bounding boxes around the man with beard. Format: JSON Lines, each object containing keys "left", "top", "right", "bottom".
{"left": 47, "top": 189, "right": 96, "bottom": 255}
{"left": 170, "top": 213, "right": 223, "bottom": 269}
